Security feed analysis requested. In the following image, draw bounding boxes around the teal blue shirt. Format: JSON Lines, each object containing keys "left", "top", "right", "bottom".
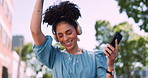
{"left": 33, "top": 36, "right": 107, "bottom": 78}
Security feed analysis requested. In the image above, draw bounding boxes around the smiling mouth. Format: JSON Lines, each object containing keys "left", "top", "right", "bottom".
{"left": 64, "top": 41, "right": 72, "bottom": 46}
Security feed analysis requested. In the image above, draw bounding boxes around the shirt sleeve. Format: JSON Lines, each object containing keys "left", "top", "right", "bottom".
{"left": 95, "top": 51, "right": 107, "bottom": 78}
{"left": 33, "top": 36, "right": 59, "bottom": 69}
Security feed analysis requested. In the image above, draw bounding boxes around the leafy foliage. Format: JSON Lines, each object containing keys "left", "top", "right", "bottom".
{"left": 14, "top": 42, "right": 53, "bottom": 77}
{"left": 55, "top": 43, "right": 65, "bottom": 50}
{"left": 116, "top": 0, "right": 148, "bottom": 32}
{"left": 43, "top": 73, "right": 53, "bottom": 78}
{"left": 21, "top": 43, "right": 33, "bottom": 61}
{"left": 15, "top": 43, "right": 33, "bottom": 61}
{"left": 94, "top": 20, "right": 112, "bottom": 49}
{"left": 95, "top": 20, "right": 148, "bottom": 77}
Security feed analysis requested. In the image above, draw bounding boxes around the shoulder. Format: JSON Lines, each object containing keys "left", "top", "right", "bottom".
{"left": 33, "top": 35, "right": 53, "bottom": 48}
{"left": 86, "top": 50, "right": 104, "bottom": 56}
{"left": 93, "top": 50, "right": 106, "bottom": 60}
{"left": 94, "top": 50, "right": 105, "bottom": 57}
{"left": 84, "top": 50, "right": 106, "bottom": 60}
{"left": 33, "top": 35, "right": 61, "bottom": 55}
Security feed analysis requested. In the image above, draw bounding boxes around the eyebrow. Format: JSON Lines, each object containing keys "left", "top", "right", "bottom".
{"left": 57, "top": 29, "right": 72, "bottom": 35}
{"left": 66, "top": 29, "right": 72, "bottom": 33}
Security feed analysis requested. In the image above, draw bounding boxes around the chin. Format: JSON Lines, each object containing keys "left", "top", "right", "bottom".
{"left": 61, "top": 40, "right": 77, "bottom": 51}
{"left": 65, "top": 45, "right": 73, "bottom": 50}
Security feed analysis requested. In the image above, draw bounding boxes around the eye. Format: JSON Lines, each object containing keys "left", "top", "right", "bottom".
{"left": 67, "top": 30, "right": 72, "bottom": 35}
{"left": 58, "top": 34, "right": 63, "bottom": 38}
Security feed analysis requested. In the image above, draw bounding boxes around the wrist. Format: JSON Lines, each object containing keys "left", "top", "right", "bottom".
{"left": 107, "top": 66, "right": 114, "bottom": 72}
{"left": 106, "top": 69, "right": 114, "bottom": 76}
{"left": 106, "top": 67, "right": 114, "bottom": 76}
{"left": 108, "top": 64, "right": 114, "bottom": 69}
{"left": 107, "top": 59, "right": 115, "bottom": 67}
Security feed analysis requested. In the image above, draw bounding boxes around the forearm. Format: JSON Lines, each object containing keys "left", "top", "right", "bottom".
{"left": 30, "top": 0, "right": 45, "bottom": 45}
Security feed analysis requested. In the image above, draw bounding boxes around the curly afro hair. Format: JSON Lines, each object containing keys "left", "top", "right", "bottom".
{"left": 43, "top": 1, "right": 81, "bottom": 34}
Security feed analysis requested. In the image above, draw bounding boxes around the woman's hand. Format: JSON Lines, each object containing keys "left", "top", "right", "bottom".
{"left": 104, "top": 39, "right": 118, "bottom": 71}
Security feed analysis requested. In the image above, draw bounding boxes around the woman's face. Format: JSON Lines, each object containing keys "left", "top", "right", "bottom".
{"left": 56, "top": 22, "right": 78, "bottom": 51}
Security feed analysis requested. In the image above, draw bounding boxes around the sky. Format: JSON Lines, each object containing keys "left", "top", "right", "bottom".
{"left": 12, "top": 0, "right": 148, "bottom": 51}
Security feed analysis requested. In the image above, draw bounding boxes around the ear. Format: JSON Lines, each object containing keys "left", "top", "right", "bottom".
{"left": 76, "top": 25, "right": 82, "bottom": 35}
{"left": 53, "top": 34, "right": 59, "bottom": 42}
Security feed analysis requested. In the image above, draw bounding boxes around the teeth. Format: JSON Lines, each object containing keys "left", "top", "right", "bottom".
{"left": 65, "top": 41, "right": 71, "bottom": 45}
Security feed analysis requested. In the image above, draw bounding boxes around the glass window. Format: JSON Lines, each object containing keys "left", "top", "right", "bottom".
{"left": 0, "top": 23, "right": 2, "bottom": 40}
{"left": 7, "top": 37, "right": 10, "bottom": 48}
{"left": 0, "top": 0, "right": 4, "bottom": 5}
{"left": 5, "top": 3, "right": 9, "bottom": 17}
{"left": 9, "top": 13, "right": 12, "bottom": 23}
{"left": 3, "top": 31, "right": 10, "bottom": 48}
{"left": 3, "top": 32, "right": 7, "bottom": 45}
{"left": 8, "top": 39, "right": 11, "bottom": 50}
{"left": 2, "top": 66, "right": 8, "bottom": 78}
{"left": 5, "top": 3, "right": 12, "bottom": 23}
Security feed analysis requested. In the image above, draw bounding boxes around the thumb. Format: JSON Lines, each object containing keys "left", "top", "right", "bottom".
{"left": 115, "top": 39, "right": 118, "bottom": 51}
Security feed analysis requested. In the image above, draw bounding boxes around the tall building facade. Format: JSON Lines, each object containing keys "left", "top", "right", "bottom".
{"left": 0, "top": 0, "right": 13, "bottom": 78}
{"left": 12, "top": 35, "right": 24, "bottom": 50}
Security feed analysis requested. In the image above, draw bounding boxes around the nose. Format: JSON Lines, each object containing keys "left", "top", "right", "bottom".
{"left": 63, "top": 35, "right": 69, "bottom": 41}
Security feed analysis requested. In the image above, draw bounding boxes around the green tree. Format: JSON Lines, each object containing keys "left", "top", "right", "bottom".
{"left": 28, "top": 42, "right": 65, "bottom": 78}
{"left": 116, "top": 0, "right": 148, "bottom": 32}
{"left": 55, "top": 43, "right": 65, "bottom": 50}
{"left": 26, "top": 43, "right": 64, "bottom": 78}
{"left": 14, "top": 42, "right": 53, "bottom": 77}
{"left": 95, "top": 20, "right": 148, "bottom": 77}
{"left": 15, "top": 43, "right": 33, "bottom": 61}
{"left": 94, "top": 20, "right": 112, "bottom": 49}
{"left": 14, "top": 43, "right": 33, "bottom": 78}
{"left": 43, "top": 73, "right": 53, "bottom": 78}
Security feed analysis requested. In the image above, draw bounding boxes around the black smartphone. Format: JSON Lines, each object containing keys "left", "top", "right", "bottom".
{"left": 110, "top": 32, "right": 122, "bottom": 48}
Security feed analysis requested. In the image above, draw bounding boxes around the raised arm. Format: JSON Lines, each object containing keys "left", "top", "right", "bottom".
{"left": 30, "top": 0, "right": 46, "bottom": 46}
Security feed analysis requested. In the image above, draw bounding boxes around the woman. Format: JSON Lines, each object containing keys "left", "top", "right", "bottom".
{"left": 30, "top": 0, "right": 118, "bottom": 78}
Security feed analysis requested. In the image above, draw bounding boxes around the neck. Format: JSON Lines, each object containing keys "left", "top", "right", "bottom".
{"left": 66, "top": 45, "right": 82, "bottom": 55}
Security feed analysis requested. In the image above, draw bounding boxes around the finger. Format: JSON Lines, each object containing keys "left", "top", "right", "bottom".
{"left": 107, "top": 44, "right": 115, "bottom": 52}
{"left": 105, "top": 47, "right": 113, "bottom": 55}
{"left": 115, "top": 39, "right": 118, "bottom": 52}
{"left": 104, "top": 50, "right": 110, "bottom": 57}
{"left": 104, "top": 51, "right": 111, "bottom": 59}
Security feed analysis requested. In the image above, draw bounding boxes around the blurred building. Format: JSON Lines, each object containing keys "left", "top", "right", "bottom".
{"left": 12, "top": 35, "right": 24, "bottom": 50}
{"left": 12, "top": 51, "right": 26, "bottom": 78}
{"left": 0, "top": 0, "right": 13, "bottom": 78}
